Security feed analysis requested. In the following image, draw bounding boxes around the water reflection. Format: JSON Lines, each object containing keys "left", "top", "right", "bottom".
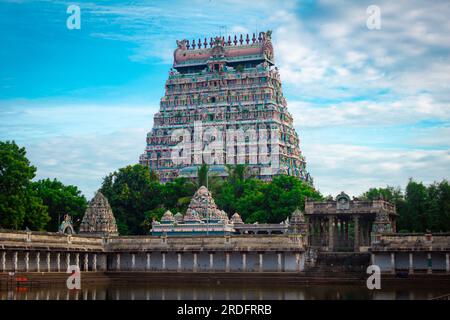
{"left": 0, "top": 283, "right": 446, "bottom": 300}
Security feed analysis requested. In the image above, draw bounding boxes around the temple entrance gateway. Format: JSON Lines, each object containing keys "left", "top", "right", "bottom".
{"left": 305, "top": 192, "right": 397, "bottom": 252}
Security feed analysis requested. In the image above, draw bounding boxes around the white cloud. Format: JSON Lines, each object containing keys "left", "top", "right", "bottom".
{"left": 26, "top": 128, "right": 148, "bottom": 199}
{"left": 305, "top": 144, "right": 450, "bottom": 197}
{"left": 288, "top": 94, "right": 450, "bottom": 128}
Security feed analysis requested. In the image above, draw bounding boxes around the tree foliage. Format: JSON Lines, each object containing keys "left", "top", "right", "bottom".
{"left": 0, "top": 141, "right": 49, "bottom": 230}
{"left": 360, "top": 179, "right": 450, "bottom": 232}
{"left": 30, "top": 178, "right": 87, "bottom": 232}
{"left": 2, "top": 141, "right": 449, "bottom": 235}
{"left": 100, "top": 164, "right": 162, "bottom": 235}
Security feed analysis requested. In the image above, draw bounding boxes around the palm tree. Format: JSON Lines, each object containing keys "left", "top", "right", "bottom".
{"left": 197, "top": 164, "right": 209, "bottom": 188}
{"left": 225, "top": 164, "right": 250, "bottom": 183}
{"left": 225, "top": 164, "right": 250, "bottom": 198}
{"left": 196, "top": 164, "right": 223, "bottom": 195}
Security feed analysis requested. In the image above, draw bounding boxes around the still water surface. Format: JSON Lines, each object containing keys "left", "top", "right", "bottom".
{"left": 0, "top": 283, "right": 447, "bottom": 300}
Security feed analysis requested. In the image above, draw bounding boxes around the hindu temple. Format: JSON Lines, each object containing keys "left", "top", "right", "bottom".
{"left": 79, "top": 192, "right": 119, "bottom": 237}
{"left": 139, "top": 31, "right": 312, "bottom": 184}
{"left": 151, "top": 185, "right": 302, "bottom": 236}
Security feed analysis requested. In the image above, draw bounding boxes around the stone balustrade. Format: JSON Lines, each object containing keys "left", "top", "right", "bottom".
{"left": 106, "top": 234, "right": 304, "bottom": 253}
{"left": 371, "top": 233, "right": 450, "bottom": 251}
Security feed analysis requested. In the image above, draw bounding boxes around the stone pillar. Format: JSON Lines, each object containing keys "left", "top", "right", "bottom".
{"left": 360, "top": 221, "right": 365, "bottom": 247}
{"left": 162, "top": 252, "right": 166, "bottom": 270}
{"left": 93, "top": 254, "right": 97, "bottom": 272}
{"left": 146, "top": 253, "right": 151, "bottom": 271}
{"left": 177, "top": 253, "right": 182, "bottom": 272}
{"left": 25, "top": 252, "right": 29, "bottom": 272}
{"left": 427, "top": 253, "right": 432, "bottom": 274}
{"left": 225, "top": 252, "right": 230, "bottom": 272}
{"left": 296, "top": 253, "right": 301, "bottom": 272}
{"left": 75, "top": 253, "right": 79, "bottom": 270}
{"left": 446, "top": 253, "right": 449, "bottom": 273}
{"left": 337, "top": 219, "right": 342, "bottom": 245}
{"left": 13, "top": 251, "right": 18, "bottom": 272}
{"left": 116, "top": 253, "right": 120, "bottom": 271}
{"left": 258, "top": 253, "right": 263, "bottom": 272}
{"left": 57, "top": 253, "right": 61, "bottom": 272}
{"left": 105, "top": 254, "right": 109, "bottom": 272}
{"left": 47, "top": 252, "right": 51, "bottom": 272}
{"left": 409, "top": 253, "right": 414, "bottom": 274}
{"left": 242, "top": 253, "right": 247, "bottom": 272}
{"left": 277, "top": 253, "right": 282, "bottom": 272}
{"left": 345, "top": 220, "right": 349, "bottom": 241}
{"left": 328, "top": 216, "right": 334, "bottom": 251}
{"left": 66, "top": 253, "right": 71, "bottom": 270}
{"left": 354, "top": 215, "right": 360, "bottom": 252}
{"left": 371, "top": 253, "right": 375, "bottom": 265}
{"left": 36, "top": 252, "right": 40, "bottom": 272}
{"left": 1, "top": 251, "right": 6, "bottom": 272}
{"left": 84, "top": 253, "right": 89, "bottom": 272}
{"left": 390, "top": 252, "right": 395, "bottom": 274}
{"left": 193, "top": 253, "right": 198, "bottom": 272}
{"left": 131, "top": 253, "right": 136, "bottom": 270}
{"left": 209, "top": 253, "right": 214, "bottom": 271}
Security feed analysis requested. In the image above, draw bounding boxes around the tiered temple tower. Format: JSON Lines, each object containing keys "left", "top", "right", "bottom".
{"left": 140, "top": 31, "right": 312, "bottom": 184}
{"left": 79, "top": 192, "right": 119, "bottom": 237}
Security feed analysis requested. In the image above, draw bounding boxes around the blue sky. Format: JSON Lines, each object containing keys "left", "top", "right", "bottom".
{"left": 1, "top": 0, "right": 449, "bottom": 198}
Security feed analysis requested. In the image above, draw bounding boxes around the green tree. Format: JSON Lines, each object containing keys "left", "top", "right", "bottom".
{"left": 162, "top": 177, "right": 196, "bottom": 212}
{"left": 195, "top": 164, "right": 223, "bottom": 195}
{"left": 360, "top": 186, "right": 403, "bottom": 203}
{"left": 30, "top": 178, "right": 87, "bottom": 231}
{"left": 425, "top": 180, "right": 450, "bottom": 232}
{"left": 217, "top": 174, "right": 322, "bottom": 223}
{"left": 225, "top": 164, "right": 249, "bottom": 197}
{"left": 0, "top": 141, "right": 50, "bottom": 230}
{"left": 100, "top": 164, "right": 161, "bottom": 235}
{"left": 197, "top": 164, "right": 209, "bottom": 188}
{"left": 360, "top": 185, "right": 408, "bottom": 231}
{"left": 360, "top": 180, "right": 450, "bottom": 233}
{"left": 404, "top": 179, "right": 428, "bottom": 232}
{"left": 436, "top": 180, "right": 450, "bottom": 232}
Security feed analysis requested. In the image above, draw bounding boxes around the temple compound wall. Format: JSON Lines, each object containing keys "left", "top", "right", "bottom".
{"left": 0, "top": 232, "right": 305, "bottom": 273}
{"left": 2, "top": 230, "right": 449, "bottom": 274}
{"left": 370, "top": 233, "right": 450, "bottom": 274}
{"left": 0, "top": 230, "right": 106, "bottom": 272}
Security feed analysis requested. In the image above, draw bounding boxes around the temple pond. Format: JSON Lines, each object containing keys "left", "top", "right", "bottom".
{"left": 1, "top": 282, "right": 447, "bottom": 300}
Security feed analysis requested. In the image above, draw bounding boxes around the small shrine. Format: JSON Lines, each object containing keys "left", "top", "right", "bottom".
{"left": 58, "top": 214, "right": 75, "bottom": 235}
{"left": 151, "top": 186, "right": 235, "bottom": 236}
{"left": 79, "top": 191, "right": 119, "bottom": 237}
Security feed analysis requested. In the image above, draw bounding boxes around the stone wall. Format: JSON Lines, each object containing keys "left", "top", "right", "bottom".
{"left": 0, "top": 231, "right": 305, "bottom": 273}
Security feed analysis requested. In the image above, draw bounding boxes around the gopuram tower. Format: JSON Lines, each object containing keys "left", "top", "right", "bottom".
{"left": 140, "top": 31, "right": 312, "bottom": 184}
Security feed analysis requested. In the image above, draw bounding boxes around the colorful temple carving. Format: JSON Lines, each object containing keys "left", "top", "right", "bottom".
{"left": 151, "top": 186, "right": 308, "bottom": 236}
{"left": 140, "top": 31, "right": 312, "bottom": 184}
{"left": 151, "top": 186, "right": 236, "bottom": 236}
